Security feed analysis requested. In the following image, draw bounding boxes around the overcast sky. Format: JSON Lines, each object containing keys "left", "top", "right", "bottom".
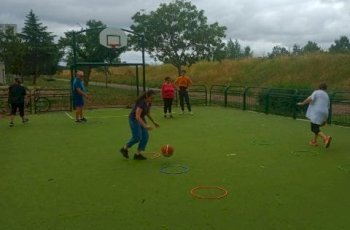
{"left": 1, "top": 0, "right": 350, "bottom": 63}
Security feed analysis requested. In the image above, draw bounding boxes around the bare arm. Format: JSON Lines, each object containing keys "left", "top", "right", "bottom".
{"left": 76, "top": 87, "right": 87, "bottom": 97}
{"left": 297, "top": 97, "right": 312, "bottom": 106}
{"left": 135, "top": 107, "right": 152, "bottom": 130}
{"left": 147, "top": 112, "right": 160, "bottom": 128}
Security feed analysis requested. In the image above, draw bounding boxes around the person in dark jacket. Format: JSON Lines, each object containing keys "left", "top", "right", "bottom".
{"left": 9, "top": 78, "right": 28, "bottom": 127}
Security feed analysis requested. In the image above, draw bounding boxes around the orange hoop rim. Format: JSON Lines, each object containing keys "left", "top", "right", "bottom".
{"left": 190, "top": 186, "right": 228, "bottom": 199}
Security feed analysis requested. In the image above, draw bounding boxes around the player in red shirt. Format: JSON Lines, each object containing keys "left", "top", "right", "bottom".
{"left": 161, "top": 76, "right": 176, "bottom": 118}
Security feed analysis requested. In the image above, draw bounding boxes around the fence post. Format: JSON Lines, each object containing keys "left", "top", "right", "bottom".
{"left": 292, "top": 90, "right": 298, "bottom": 119}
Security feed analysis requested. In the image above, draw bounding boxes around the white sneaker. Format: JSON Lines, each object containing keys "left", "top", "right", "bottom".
{"left": 189, "top": 111, "right": 194, "bottom": 115}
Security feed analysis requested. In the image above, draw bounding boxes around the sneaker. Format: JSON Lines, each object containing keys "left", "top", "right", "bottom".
{"left": 9, "top": 122, "right": 14, "bottom": 127}
{"left": 80, "top": 117, "right": 87, "bottom": 122}
{"left": 309, "top": 140, "right": 318, "bottom": 146}
{"left": 134, "top": 153, "right": 147, "bottom": 160}
{"left": 324, "top": 136, "right": 332, "bottom": 148}
{"left": 22, "top": 118, "right": 29, "bottom": 123}
{"left": 164, "top": 114, "right": 167, "bottom": 118}
{"left": 120, "top": 147, "right": 129, "bottom": 159}
{"left": 75, "top": 119, "right": 82, "bottom": 123}
{"left": 180, "top": 110, "right": 185, "bottom": 115}
{"left": 189, "top": 111, "right": 194, "bottom": 115}
{"left": 169, "top": 114, "right": 173, "bottom": 118}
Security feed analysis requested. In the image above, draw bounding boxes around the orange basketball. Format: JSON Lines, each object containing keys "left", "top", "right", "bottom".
{"left": 161, "top": 144, "right": 174, "bottom": 157}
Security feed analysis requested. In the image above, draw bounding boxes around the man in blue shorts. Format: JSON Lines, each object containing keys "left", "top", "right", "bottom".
{"left": 73, "top": 70, "right": 90, "bottom": 123}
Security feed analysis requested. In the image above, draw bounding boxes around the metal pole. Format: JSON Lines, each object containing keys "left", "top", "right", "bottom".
{"left": 141, "top": 35, "right": 146, "bottom": 92}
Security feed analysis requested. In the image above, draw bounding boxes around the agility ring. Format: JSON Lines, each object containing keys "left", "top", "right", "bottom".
{"left": 144, "top": 152, "right": 161, "bottom": 159}
{"left": 190, "top": 186, "right": 228, "bottom": 199}
{"left": 160, "top": 164, "right": 189, "bottom": 174}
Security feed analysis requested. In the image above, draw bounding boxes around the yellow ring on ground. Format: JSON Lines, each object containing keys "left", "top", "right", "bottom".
{"left": 190, "top": 186, "right": 228, "bottom": 199}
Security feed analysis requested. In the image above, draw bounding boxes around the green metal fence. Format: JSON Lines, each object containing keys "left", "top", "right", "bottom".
{"left": 1, "top": 84, "right": 349, "bottom": 126}
{"left": 209, "top": 85, "right": 350, "bottom": 127}
{"left": 0, "top": 87, "right": 71, "bottom": 115}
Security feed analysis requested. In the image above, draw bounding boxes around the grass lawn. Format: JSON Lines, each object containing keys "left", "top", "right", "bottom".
{"left": 1, "top": 106, "right": 350, "bottom": 230}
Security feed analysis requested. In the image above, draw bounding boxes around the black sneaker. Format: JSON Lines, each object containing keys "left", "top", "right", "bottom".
{"left": 9, "top": 122, "right": 14, "bottom": 127}
{"left": 22, "top": 118, "right": 29, "bottom": 123}
{"left": 134, "top": 154, "right": 147, "bottom": 160}
{"left": 120, "top": 147, "right": 129, "bottom": 159}
{"left": 80, "top": 117, "right": 87, "bottom": 122}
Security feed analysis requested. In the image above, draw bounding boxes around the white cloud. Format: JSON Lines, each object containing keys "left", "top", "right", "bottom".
{"left": 1, "top": 0, "right": 349, "bottom": 59}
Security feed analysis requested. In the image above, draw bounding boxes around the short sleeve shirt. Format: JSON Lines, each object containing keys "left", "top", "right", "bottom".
{"left": 129, "top": 100, "right": 150, "bottom": 122}
{"left": 306, "top": 89, "right": 330, "bottom": 125}
{"left": 9, "top": 84, "right": 26, "bottom": 103}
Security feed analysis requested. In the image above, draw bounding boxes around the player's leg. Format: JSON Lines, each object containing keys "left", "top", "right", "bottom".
{"left": 179, "top": 91, "right": 185, "bottom": 113}
{"left": 19, "top": 102, "right": 28, "bottom": 123}
{"left": 184, "top": 91, "right": 192, "bottom": 113}
{"left": 309, "top": 123, "right": 320, "bottom": 146}
{"left": 9, "top": 103, "right": 17, "bottom": 127}
{"left": 134, "top": 127, "right": 149, "bottom": 160}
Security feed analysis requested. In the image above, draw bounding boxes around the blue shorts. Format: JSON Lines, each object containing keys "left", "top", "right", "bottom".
{"left": 74, "top": 97, "right": 84, "bottom": 107}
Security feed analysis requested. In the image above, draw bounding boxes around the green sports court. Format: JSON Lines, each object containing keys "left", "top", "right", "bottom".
{"left": 1, "top": 106, "right": 349, "bottom": 229}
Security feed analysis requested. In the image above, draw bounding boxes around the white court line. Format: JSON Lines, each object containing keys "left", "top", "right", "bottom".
{"left": 65, "top": 112, "right": 74, "bottom": 120}
{"left": 89, "top": 115, "right": 129, "bottom": 119}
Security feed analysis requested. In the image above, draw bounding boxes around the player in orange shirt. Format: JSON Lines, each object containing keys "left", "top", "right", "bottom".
{"left": 174, "top": 70, "right": 193, "bottom": 114}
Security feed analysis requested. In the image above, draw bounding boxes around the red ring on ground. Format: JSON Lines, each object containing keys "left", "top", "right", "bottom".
{"left": 190, "top": 186, "right": 228, "bottom": 199}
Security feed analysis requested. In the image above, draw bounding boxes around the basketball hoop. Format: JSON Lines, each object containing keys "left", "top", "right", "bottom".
{"left": 109, "top": 44, "right": 118, "bottom": 49}
{"left": 100, "top": 28, "right": 127, "bottom": 49}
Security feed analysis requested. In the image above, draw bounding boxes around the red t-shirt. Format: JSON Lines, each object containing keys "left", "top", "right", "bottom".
{"left": 161, "top": 82, "right": 175, "bottom": 99}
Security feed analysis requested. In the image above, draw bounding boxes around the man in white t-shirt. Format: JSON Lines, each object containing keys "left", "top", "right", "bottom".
{"left": 297, "top": 83, "right": 332, "bottom": 148}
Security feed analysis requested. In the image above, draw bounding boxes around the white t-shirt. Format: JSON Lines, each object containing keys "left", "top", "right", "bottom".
{"left": 306, "top": 89, "right": 330, "bottom": 125}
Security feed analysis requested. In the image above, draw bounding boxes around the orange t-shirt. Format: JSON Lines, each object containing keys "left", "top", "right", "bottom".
{"left": 175, "top": 75, "right": 192, "bottom": 89}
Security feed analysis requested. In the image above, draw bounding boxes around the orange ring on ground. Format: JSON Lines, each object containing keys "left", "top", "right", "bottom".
{"left": 144, "top": 152, "right": 161, "bottom": 159}
{"left": 190, "top": 186, "right": 228, "bottom": 199}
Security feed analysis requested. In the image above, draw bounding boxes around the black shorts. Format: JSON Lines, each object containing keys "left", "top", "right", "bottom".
{"left": 11, "top": 103, "right": 25, "bottom": 116}
{"left": 310, "top": 123, "right": 320, "bottom": 134}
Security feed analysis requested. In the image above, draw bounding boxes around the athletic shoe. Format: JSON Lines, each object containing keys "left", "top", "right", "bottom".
{"left": 120, "top": 147, "right": 129, "bottom": 159}
{"left": 169, "top": 114, "right": 173, "bottom": 118}
{"left": 9, "top": 122, "right": 14, "bottom": 127}
{"left": 134, "top": 153, "right": 147, "bottom": 160}
{"left": 189, "top": 111, "right": 194, "bottom": 115}
{"left": 80, "top": 117, "right": 87, "bottom": 122}
{"left": 180, "top": 110, "right": 185, "bottom": 115}
{"left": 75, "top": 119, "right": 82, "bottom": 123}
{"left": 324, "top": 136, "right": 332, "bottom": 148}
{"left": 309, "top": 140, "right": 318, "bottom": 146}
{"left": 22, "top": 118, "right": 29, "bottom": 123}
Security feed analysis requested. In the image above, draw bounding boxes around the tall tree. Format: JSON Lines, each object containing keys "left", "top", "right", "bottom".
{"left": 292, "top": 44, "right": 302, "bottom": 55}
{"left": 225, "top": 38, "right": 252, "bottom": 59}
{"left": 225, "top": 39, "right": 241, "bottom": 59}
{"left": 58, "top": 20, "right": 126, "bottom": 86}
{"left": 268, "top": 46, "right": 290, "bottom": 58}
{"left": 329, "top": 36, "right": 350, "bottom": 54}
{"left": 0, "top": 27, "right": 26, "bottom": 76}
{"left": 302, "top": 41, "right": 321, "bottom": 53}
{"left": 130, "top": 0, "right": 227, "bottom": 74}
{"left": 21, "top": 10, "right": 61, "bottom": 84}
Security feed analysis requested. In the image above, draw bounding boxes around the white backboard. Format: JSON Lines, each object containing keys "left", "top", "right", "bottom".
{"left": 99, "top": 27, "right": 127, "bottom": 48}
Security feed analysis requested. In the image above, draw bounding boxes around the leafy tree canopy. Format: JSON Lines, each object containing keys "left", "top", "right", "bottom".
{"left": 225, "top": 38, "right": 252, "bottom": 59}
{"left": 58, "top": 20, "right": 127, "bottom": 85}
{"left": 130, "top": 0, "right": 226, "bottom": 73}
{"left": 329, "top": 35, "right": 350, "bottom": 54}
{"left": 21, "top": 10, "right": 61, "bottom": 84}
